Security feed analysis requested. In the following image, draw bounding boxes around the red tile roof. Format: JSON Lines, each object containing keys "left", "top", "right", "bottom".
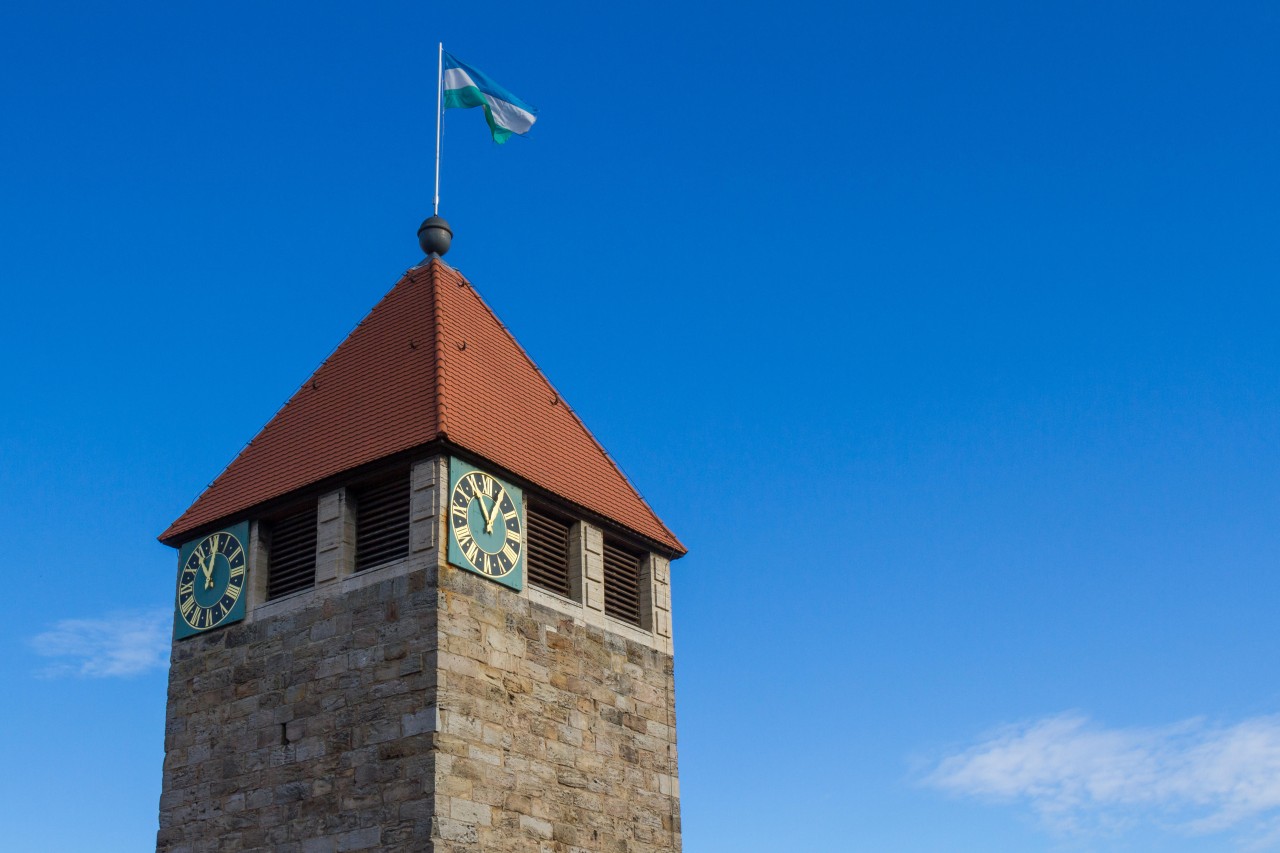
{"left": 159, "top": 259, "right": 685, "bottom": 555}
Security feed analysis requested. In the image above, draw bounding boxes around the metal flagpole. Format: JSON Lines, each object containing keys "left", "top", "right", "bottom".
{"left": 434, "top": 42, "right": 443, "bottom": 215}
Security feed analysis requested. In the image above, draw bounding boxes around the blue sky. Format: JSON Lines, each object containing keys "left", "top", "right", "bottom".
{"left": 2, "top": 1, "right": 1279, "bottom": 850}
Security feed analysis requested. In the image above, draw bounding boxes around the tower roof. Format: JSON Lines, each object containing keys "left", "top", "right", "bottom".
{"left": 159, "top": 259, "right": 685, "bottom": 555}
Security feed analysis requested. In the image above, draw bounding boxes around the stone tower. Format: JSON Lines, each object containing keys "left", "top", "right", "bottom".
{"left": 156, "top": 251, "right": 685, "bottom": 852}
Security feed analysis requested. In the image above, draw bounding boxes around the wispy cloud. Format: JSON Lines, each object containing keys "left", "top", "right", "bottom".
{"left": 29, "top": 610, "right": 170, "bottom": 678}
{"left": 923, "top": 712, "right": 1280, "bottom": 847}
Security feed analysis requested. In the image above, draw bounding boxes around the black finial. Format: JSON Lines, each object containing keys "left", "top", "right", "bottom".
{"left": 418, "top": 215, "right": 453, "bottom": 257}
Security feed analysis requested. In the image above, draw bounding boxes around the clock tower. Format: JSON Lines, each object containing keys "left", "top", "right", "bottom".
{"left": 156, "top": 220, "right": 686, "bottom": 852}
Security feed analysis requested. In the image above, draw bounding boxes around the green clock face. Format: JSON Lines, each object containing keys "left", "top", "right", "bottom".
{"left": 174, "top": 523, "right": 249, "bottom": 638}
{"left": 447, "top": 458, "right": 524, "bottom": 591}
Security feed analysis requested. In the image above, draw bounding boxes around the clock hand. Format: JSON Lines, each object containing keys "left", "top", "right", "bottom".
{"left": 471, "top": 485, "right": 492, "bottom": 534}
{"left": 489, "top": 488, "right": 506, "bottom": 533}
{"left": 483, "top": 489, "right": 505, "bottom": 534}
{"left": 201, "top": 546, "right": 215, "bottom": 589}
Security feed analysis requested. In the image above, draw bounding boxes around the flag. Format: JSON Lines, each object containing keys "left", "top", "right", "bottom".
{"left": 442, "top": 51, "right": 538, "bottom": 144}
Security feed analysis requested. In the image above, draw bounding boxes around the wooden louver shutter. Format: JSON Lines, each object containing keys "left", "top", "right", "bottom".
{"left": 267, "top": 505, "right": 318, "bottom": 600}
{"left": 603, "top": 538, "right": 643, "bottom": 626}
{"left": 526, "top": 504, "right": 572, "bottom": 597}
{"left": 354, "top": 473, "right": 411, "bottom": 572}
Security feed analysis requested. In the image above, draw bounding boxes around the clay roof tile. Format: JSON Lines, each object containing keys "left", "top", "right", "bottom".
{"left": 159, "top": 260, "right": 684, "bottom": 555}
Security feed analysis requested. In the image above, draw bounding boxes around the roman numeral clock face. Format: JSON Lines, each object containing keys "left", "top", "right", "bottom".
{"left": 174, "top": 521, "right": 250, "bottom": 639}
{"left": 448, "top": 458, "right": 524, "bottom": 591}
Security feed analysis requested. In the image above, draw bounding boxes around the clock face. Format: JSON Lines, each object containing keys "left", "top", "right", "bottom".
{"left": 447, "top": 458, "right": 524, "bottom": 591}
{"left": 174, "top": 523, "right": 249, "bottom": 639}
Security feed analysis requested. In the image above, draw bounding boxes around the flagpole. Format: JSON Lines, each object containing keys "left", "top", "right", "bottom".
{"left": 433, "top": 42, "right": 443, "bottom": 216}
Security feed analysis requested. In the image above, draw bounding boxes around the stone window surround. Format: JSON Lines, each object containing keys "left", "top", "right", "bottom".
{"left": 243, "top": 455, "right": 674, "bottom": 654}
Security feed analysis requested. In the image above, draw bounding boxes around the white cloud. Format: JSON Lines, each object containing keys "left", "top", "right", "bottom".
{"left": 923, "top": 712, "right": 1280, "bottom": 847}
{"left": 29, "top": 610, "right": 170, "bottom": 678}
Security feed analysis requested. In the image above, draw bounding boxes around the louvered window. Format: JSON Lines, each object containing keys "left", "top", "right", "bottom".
{"left": 354, "top": 472, "right": 411, "bottom": 572}
{"left": 526, "top": 504, "right": 572, "bottom": 597}
{"left": 267, "top": 505, "right": 318, "bottom": 600}
{"left": 603, "top": 538, "right": 644, "bottom": 626}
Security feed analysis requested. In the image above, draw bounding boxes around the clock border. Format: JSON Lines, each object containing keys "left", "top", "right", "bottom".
{"left": 173, "top": 520, "right": 251, "bottom": 640}
{"left": 447, "top": 456, "right": 525, "bottom": 592}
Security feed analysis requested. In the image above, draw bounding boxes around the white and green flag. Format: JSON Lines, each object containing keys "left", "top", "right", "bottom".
{"left": 442, "top": 51, "right": 538, "bottom": 144}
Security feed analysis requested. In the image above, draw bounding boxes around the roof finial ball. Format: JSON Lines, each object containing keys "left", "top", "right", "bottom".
{"left": 418, "top": 215, "right": 453, "bottom": 258}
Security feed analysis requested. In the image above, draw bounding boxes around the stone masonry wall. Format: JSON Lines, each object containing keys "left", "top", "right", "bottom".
{"left": 431, "top": 565, "right": 681, "bottom": 852}
{"left": 156, "top": 566, "right": 442, "bottom": 853}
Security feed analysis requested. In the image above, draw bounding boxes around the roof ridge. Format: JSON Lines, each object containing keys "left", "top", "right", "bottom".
{"left": 427, "top": 260, "right": 450, "bottom": 438}
{"left": 160, "top": 257, "right": 685, "bottom": 554}
{"left": 447, "top": 265, "right": 683, "bottom": 552}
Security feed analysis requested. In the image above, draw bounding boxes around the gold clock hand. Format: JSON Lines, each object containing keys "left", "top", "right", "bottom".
{"left": 201, "top": 545, "right": 215, "bottom": 589}
{"left": 488, "top": 488, "right": 506, "bottom": 533}
{"left": 481, "top": 488, "right": 501, "bottom": 533}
